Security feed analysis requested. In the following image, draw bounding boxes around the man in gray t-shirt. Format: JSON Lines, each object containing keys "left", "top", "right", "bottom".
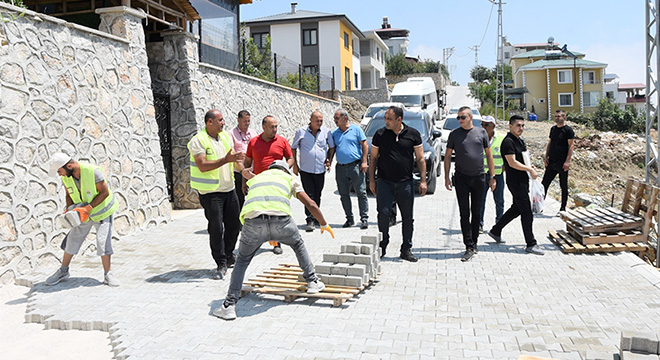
{"left": 444, "top": 106, "right": 496, "bottom": 262}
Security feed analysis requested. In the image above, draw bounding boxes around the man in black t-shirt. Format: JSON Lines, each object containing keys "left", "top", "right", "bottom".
{"left": 542, "top": 110, "right": 574, "bottom": 211}
{"left": 444, "top": 106, "right": 496, "bottom": 262}
{"left": 487, "top": 115, "right": 544, "bottom": 255}
{"left": 368, "top": 106, "right": 426, "bottom": 262}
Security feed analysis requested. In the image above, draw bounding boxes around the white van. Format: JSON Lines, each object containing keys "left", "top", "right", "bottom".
{"left": 390, "top": 77, "right": 439, "bottom": 122}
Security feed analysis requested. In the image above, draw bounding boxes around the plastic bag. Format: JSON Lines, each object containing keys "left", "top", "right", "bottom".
{"left": 530, "top": 179, "right": 545, "bottom": 214}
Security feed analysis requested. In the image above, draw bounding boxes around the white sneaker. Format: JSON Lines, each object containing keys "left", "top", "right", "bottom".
{"left": 104, "top": 271, "right": 120, "bottom": 287}
{"left": 46, "top": 268, "right": 70, "bottom": 286}
{"left": 213, "top": 302, "right": 236, "bottom": 320}
{"left": 307, "top": 279, "right": 325, "bottom": 294}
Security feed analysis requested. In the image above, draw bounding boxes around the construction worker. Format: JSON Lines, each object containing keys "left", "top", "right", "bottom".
{"left": 213, "top": 159, "right": 334, "bottom": 320}
{"left": 479, "top": 115, "right": 505, "bottom": 232}
{"left": 188, "top": 109, "right": 245, "bottom": 280}
{"left": 46, "top": 152, "right": 120, "bottom": 286}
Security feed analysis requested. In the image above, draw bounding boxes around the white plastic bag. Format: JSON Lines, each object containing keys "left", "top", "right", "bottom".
{"left": 530, "top": 179, "right": 545, "bottom": 214}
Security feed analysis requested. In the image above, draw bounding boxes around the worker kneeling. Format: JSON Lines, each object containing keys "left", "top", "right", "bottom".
{"left": 214, "top": 159, "right": 335, "bottom": 320}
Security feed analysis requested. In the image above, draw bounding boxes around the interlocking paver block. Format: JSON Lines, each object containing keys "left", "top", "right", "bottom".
{"left": 343, "top": 276, "right": 363, "bottom": 288}
{"left": 337, "top": 254, "right": 356, "bottom": 264}
{"left": 621, "top": 351, "right": 660, "bottom": 360}
{"left": 330, "top": 264, "right": 349, "bottom": 276}
{"left": 346, "top": 264, "right": 367, "bottom": 278}
{"left": 630, "top": 332, "right": 659, "bottom": 354}
{"left": 314, "top": 263, "right": 334, "bottom": 275}
{"left": 322, "top": 254, "right": 339, "bottom": 263}
{"left": 361, "top": 235, "right": 379, "bottom": 246}
{"left": 341, "top": 244, "right": 361, "bottom": 255}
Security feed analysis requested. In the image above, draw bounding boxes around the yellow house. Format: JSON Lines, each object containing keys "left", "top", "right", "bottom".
{"left": 510, "top": 48, "right": 607, "bottom": 121}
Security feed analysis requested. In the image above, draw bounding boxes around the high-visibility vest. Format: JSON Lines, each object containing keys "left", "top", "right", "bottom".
{"left": 484, "top": 130, "right": 505, "bottom": 175}
{"left": 239, "top": 169, "right": 293, "bottom": 224}
{"left": 61, "top": 163, "right": 118, "bottom": 222}
{"left": 187, "top": 128, "right": 234, "bottom": 191}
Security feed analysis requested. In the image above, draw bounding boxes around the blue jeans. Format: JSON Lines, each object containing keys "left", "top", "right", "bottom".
{"left": 480, "top": 173, "right": 505, "bottom": 226}
{"left": 335, "top": 161, "right": 368, "bottom": 222}
{"left": 225, "top": 215, "right": 318, "bottom": 305}
{"left": 376, "top": 178, "right": 415, "bottom": 253}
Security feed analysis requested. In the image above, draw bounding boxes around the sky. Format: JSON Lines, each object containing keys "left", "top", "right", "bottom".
{"left": 240, "top": 0, "right": 646, "bottom": 87}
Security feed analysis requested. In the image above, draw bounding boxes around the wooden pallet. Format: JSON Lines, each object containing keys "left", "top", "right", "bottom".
{"left": 548, "top": 229, "right": 648, "bottom": 254}
{"left": 565, "top": 222, "right": 644, "bottom": 245}
{"left": 240, "top": 264, "right": 365, "bottom": 307}
{"left": 559, "top": 207, "right": 643, "bottom": 233}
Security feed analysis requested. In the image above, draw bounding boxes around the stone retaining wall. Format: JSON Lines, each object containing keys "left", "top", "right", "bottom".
{"left": 148, "top": 33, "right": 340, "bottom": 209}
{"left": 0, "top": 4, "right": 171, "bottom": 284}
{"left": 343, "top": 78, "right": 389, "bottom": 107}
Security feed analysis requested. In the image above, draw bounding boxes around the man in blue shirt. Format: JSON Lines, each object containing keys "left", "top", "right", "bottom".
{"left": 327, "top": 109, "right": 369, "bottom": 229}
{"left": 291, "top": 110, "right": 335, "bottom": 232}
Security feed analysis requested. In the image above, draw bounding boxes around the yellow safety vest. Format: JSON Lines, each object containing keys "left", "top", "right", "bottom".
{"left": 239, "top": 169, "right": 293, "bottom": 224}
{"left": 484, "top": 130, "right": 505, "bottom": 175}
{"left": 188, "top": 128, "right": 234, "bottom": 191}
{"left": 61, "top": 163, "right": 118, "bottom": 222}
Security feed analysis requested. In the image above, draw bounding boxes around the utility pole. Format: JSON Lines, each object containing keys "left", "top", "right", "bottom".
{"left": 470, "top": 45, "right": 479, "bottom": 68}
{"left": 491, "top": 0, "right": 505, "bottom": 121}
{"left": 442, "top": 47, "right": 455, "bottom": 68}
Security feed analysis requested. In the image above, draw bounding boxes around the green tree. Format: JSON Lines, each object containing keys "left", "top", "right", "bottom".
{"left": 240, "top": 35, "right": 275, "bottom": 82}
{"left": 279, "top": 72, "right": 319, "bottom": 94}
{"left": 385, "top": 53, "right": 414, "bottom": 76}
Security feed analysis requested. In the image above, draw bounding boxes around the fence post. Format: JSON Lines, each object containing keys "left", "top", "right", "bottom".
{"left": 317, "top": 71, "right": 320, "bottom": 96}
{"left": 298, "top": 64, "right": 302, "bottom": 89}
{"left": 242, "top": 39, "right": 246, "bottom": 74}
{"left": 274, "top": 53, "right": 278, "bottom": 83}
{"left": 198, "top": 19, "right": 202, "bottom": 62}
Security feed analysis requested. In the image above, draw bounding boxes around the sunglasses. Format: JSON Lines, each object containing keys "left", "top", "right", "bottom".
{"left": 457, "top": 115, "right": 469, "bottom": 120}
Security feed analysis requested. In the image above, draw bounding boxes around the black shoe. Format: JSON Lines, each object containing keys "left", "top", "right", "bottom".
{"left": 213, "top": 265, "right": 228, "bottom": 280}
{"left": 273, "top": 245, "right": 283, "bottom": 255}
{"left": 460, "top": 249, "right": 476, "bottom": 262}
{"left": 360, "top": 220, "right": 368, "bottom": 229}
{"left": 227, "top": 254, "right": 236, "bottom": 268}
{"left": 305, "top": 220, "right": 314, "bottom": 232}
{"left": 389, "top": 217, "right": 396, "bottom": 227}
{"left": 380, "top": 244, "right": 387, "bottom": 259}
{"left": 400, "top": 250, "right": 418, "bottom": 262}
{"left": 342, "top": 219, "right": 354, "bottom": 228}
{"left": 479, "top": 225, "right": 483, "bottom": 233}
{"left": 487, "top": 231, "right": 504, "bottom": 244}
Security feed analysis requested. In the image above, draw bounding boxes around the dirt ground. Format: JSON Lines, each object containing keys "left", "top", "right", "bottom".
{"left": 506, "top": 119, "right": 653, "bottom": 209}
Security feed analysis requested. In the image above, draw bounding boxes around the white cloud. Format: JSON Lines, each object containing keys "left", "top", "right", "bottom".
{"left": 578, "top": 42, "right": 645, "bottom": 84}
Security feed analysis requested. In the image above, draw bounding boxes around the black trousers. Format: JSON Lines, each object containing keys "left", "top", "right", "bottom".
{"left": 199, "top": 190, "right": 241, "bottom": 268}
{"left": 491, "top": 179, "right": 537, "bottom": 247}
{"left": 454, "top": 172, "right": 486, "bottom": 250}
{"left": 233, "top": 171, "right": 245, "bottom": 209}
{"left": 300, "top": 170, "right": 325, "bottom": 223}
{"left": 542, "top": 164, "right": 569, "bottom": 211}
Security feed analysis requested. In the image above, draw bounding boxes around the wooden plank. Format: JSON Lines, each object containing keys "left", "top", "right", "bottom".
{"left": 247, "top": 278, "right": 361, "bottom": 294}
{"left": 566, "top": 223, "right": 644, "bottom": 244}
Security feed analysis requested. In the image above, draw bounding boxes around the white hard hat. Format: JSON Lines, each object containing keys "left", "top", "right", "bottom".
{"left": 49, "top": 152, "right": 71, "bottom": 177}
{"left": 268, "top": 159, "right": 292, "bottom": 175}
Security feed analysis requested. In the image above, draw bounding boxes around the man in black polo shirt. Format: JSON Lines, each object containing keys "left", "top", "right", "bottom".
{"left": 487, "top": 115, "right": 544, "bottom": 255}
{"left": 542, "top": 109, "right": 574, "bottom": 212}
{"left": 444, "top": 106, "right": 496, "bottom": 262}
{"left": 368, "top": 106, "right": 427, "bottom": 262}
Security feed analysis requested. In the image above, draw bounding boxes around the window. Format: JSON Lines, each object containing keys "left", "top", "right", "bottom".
{"left": 303, "top": 65, "right": 318, "bottom": 75}
{"left": 345, "top": 67, "right": 350, "bottom": 90}
{"left": 303, "top": 29, "right": 317, "bottom": 46}
{"left": 606, "top": 91, "right": 615, "bottom": 100}
{"left": 388, "top": 46, "right": 394, "bottom": 55}
{"left": 252, "top": 32, "right": 268, "bottom": 49}
{"left": 583, "top": 91, "right": 601, "bottom": 107}
{"left": 354, "top": 73, "right": 359, "bottom": 89}
{"left": 558, "top": 93, "right": 573, "bottom": 107}
{"left": 557, "top": 70, "right": 572, "bottom": 84}
{"left": 584, "top": 71, "right": 597, "bottom": 84}
{"left": 344, "top": 32, "right": 349, "bottom": 49}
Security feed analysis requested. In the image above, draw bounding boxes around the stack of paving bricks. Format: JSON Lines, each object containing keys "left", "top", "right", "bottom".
{"left": 549, "top": 177, "right": 658, "bottom": 254}
{"left": 620, "top": 331, "right": 660, "bottom": 359}
{"left": 241, "top": 235, "right": 381, "bottom": 307}
{"left": 308, "top": 234, "right": 381, "bottom": 288}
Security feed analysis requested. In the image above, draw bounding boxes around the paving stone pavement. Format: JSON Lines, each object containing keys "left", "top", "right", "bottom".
{"left": 17, "top": 168, "right": 660, "bottom": 360}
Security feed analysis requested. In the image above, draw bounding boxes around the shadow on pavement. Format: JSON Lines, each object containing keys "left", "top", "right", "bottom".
{"left": 146, "top": 269, "right": 213, "bottom": 283}
{"left": 32, "top": 277, "right": 104, "bottom": 293}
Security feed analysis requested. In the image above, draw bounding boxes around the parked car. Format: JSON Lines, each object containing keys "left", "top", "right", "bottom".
{"left": 360, "top": 102, "right": 406, "bottom": 130}
{"left": 438, "top": 114, "right": 483, "bottom": 159}
{"left": 364, "top": 110, "right": 441, "bottom": 194}
{"left": 447, "top": 106, "right": 481, "bottom": 117}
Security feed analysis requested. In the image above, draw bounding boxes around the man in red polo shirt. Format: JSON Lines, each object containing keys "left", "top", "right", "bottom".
{"left": 242, "top": 115, "right": 294, "bottom": 254}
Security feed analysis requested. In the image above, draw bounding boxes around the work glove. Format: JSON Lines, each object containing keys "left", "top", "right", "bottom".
{"left": 320, "top": 224, "right": 334, "bottom": 239}
{"left": 74, "top": 204, "right": 93, "bottom": 223}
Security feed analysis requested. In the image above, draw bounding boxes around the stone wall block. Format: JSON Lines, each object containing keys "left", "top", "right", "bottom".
{"left": 25, "top": 61, "right": 50, "bottom": 85}
{"left": 115, "top": 191, "right": 127, "bottom": 212}
{"left": 13, "top": 180, "right": 26, "bottom": 199}
{"left": 16, "top": 256, "right": 32, "bottom": 275}
{"left": 0, "top": 191, "right": 10, "bottom": 210}
{"left": 114, "top": 214, "right": 131, "bottom": 236}
{"left": 23, "top": 238, "right": 33, "bottom": 251}
{"left": 135, "top": 209, "right": 145, "bottom": 229}
{"left": 77, "top": 137, "right": 92, "bottom": 154}
{"left": 131, "top": 111, "right": 145, "bottom": 135}
{"left": 0, "top": 212, "right": 17, "bottom": 241}
{"left": 56, "top": 72, "right": 76, "bottom": 105}
{"left": 0, "top": 269, "right": 15, "bottom": 285}
{"left": 15, "top": 137, "right": 36, "bottom": 164}
{"left": 0, "top": 117, "right": 19, "bottom": 138}
{"left": 20, "top": 216, "right": 40, "bottom": 235}
{"left": 34, "top": 200, "right": 57, "bottom": 217}
{"left": 0, "top": 138, "right": 13, "bottom": 164}
{"left": 45, "top": 120, "right": 63, "bottom": 139}
{"left": 92, "top": 142, "right": 107, "bottom": 161}
{"left": 27, "top": 181, "right": 47, "bottom": 200}
{"left": 105, "top": 68, "right": 118, "bottom": 92}
{"left": 48, "top": 232, "right": 65, "bottom": 251}
{"left": 1, "top": 62, "right": 25, "bottom": 85}
{"left": 33, "top": 232, "right": 46, "bottom": 250}
{"left": 20, "top": 112, "right": 43, "bottom": 139}
{"left": 0, "top": 87, "right": 28, "bottom": 116}
{"left": 83, "top": 116, "right": 102, "bottom": 139}
{"left": 23, "top": 28, "right": 41, "bottom": 50}
{"left": 32, "top": 100, "right": 56, "bottom": 122}
{"left": 0, "top": 168, "right": 14, "bottom": 187}
{"left": 128, "top": 138, "right": 145, "bottom": 158}
{"left": 62, "top": 45, "right": 75, "bottom": 65}
{"left": 41, "top": 217, "right": 52, "bottom": 235}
